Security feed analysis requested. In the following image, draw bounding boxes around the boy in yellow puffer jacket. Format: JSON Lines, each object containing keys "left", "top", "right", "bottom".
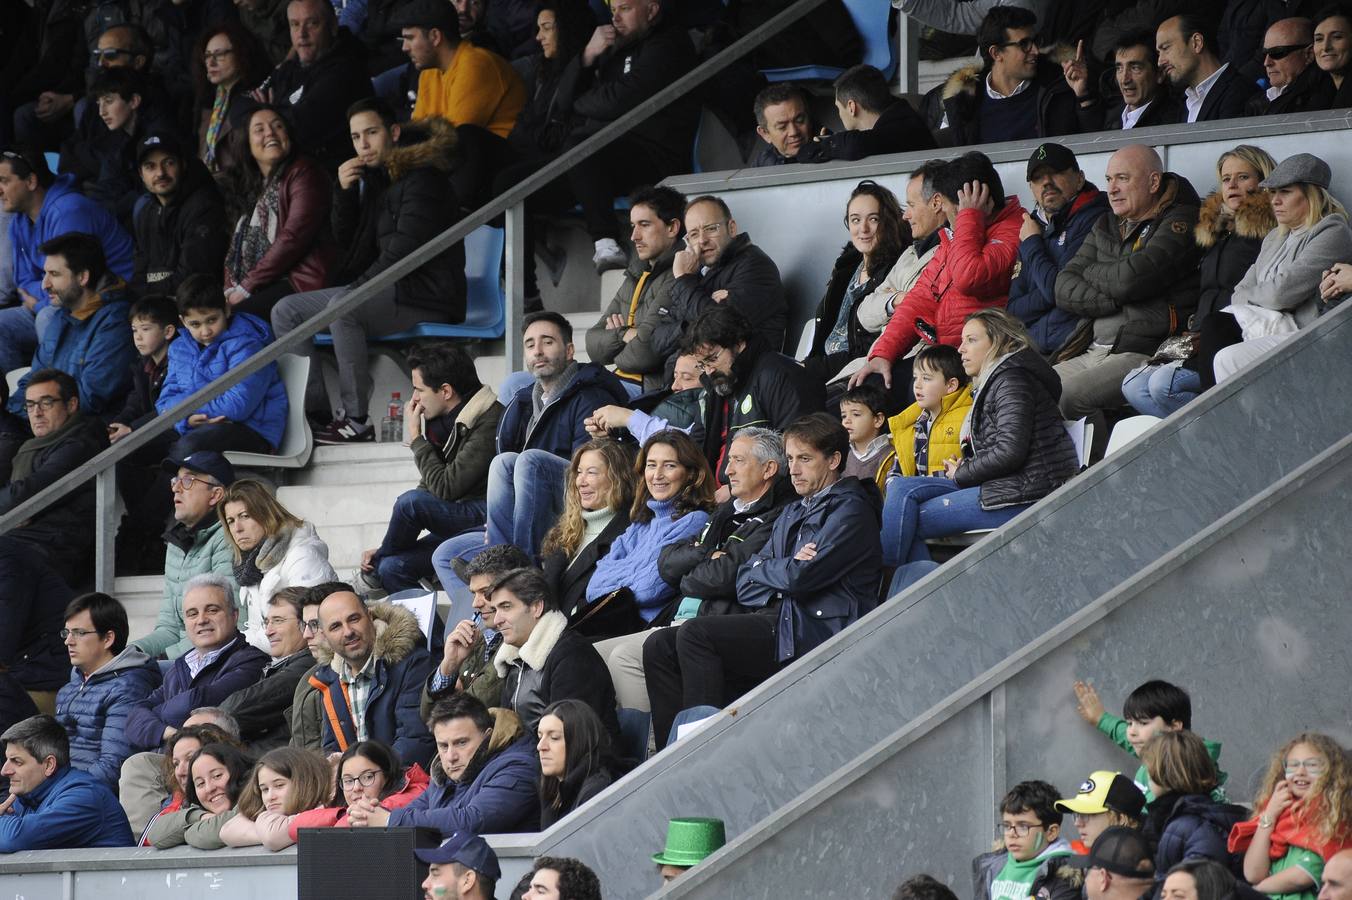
{"left": 886, "top": 344, "right": 972, "bottom": 479}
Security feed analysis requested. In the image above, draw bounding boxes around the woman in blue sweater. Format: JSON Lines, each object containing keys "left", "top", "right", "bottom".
{"left": 584, "top": 430, "right": 716, "bottom": 637}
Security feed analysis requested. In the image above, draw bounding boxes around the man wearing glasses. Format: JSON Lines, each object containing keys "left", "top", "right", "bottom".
{"left": 288, "top": 588, "right": 330, "bottom": 751}
{"left": 218, "top": 585, "right": 315, "bottom": 752}
{"left": 0, "top": 369, "right": 110, "bottom": 736}
{"left": 1245, "top": 19, "right": 1332, "bottom": 116}
{"left": 130, "top": 451, "right": 239, "bottom": 661}
{"left": 940, "top": 6, "right": 1078, "bottom": 146}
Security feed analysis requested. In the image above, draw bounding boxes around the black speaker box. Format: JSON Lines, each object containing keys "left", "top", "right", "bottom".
{"left": 297, "top": 826, "right": 442, "bottom": 899}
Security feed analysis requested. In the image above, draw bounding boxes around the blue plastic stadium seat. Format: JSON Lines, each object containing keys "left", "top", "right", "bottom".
{"left": 761, "top": 0, "right": 896, "bottom": 82}
{"left": 313, "top": 224, "right": 505, "bottom": 346}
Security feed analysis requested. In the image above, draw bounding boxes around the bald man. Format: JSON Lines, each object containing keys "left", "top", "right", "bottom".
{"left": 1320, "top": 850, "right": 1352, "bottom": 900}
{"left": 1246, "top": 19, "right": 1334, "bottom": 116}
{"left": 1052, "top": 144, "right": 1202, "bottom": 432}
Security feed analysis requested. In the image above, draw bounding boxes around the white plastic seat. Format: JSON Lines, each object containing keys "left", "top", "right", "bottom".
{"left": 224, "top": 354, "right": 314, "bottom": 470}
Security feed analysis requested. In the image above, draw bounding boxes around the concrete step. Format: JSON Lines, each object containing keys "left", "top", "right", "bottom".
{"left": 116, "top": 574, "right": 165, "bottom": 644}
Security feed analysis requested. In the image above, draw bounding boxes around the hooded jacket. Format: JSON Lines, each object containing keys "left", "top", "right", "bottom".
{"left": 337, "top": 117, "right": 468, "bottom": 317}
{"left": 132, "top": 156, "right": 229, "bottom": 296}
{"left": 235, "top": 522, "right": 338, "bottom": 651}
{"left": 9, "top": 278, "right": 137, "bottom": 420}
{"left": 413, "top": 384, "right": 504, "bottom": 503}
{"left": 1145, "top": 792, "right": 1250, "bottom": 879}
{"left": 656, "top": 233, "right": 788, "bottom": 361}
{"left": 497, "top": 362, "right": 630, "bottom": 458}
{"left": 698, "top": 339, "right": 827, "bottom": 482}
{"left": 0, "top": 765, "right": 133, "bottom": 853}
{"left": 310, "top": 601, "right": 436, "bottom": 767}
{"left": 155, "top": 310, "right": 287, "bottom": 449}
{"left": 225, "top": 155, "right": 335, "bottom": 296}
{"left": 737, "top": 476, "right": 883, "bottom": 663}
{"left": 972, "top": 838, "right": 1082, "bottom": 900}
{"left": 219, "top": 649, "right": 317, "bottom": 751}
{"left": 888, "top": 385, "right": 974, "bottom": 477}
{"left": 388, "top": 707, "right": 540, "bottom": 836}
{"left": 125, "top": 634, "right": 271, "bottom": 751}
{"left": 1007, "top": 186, "right": 1110, "bottom": 356}
{"left": 547, "top": 510, "right": 631, "bottom": 638}
{"left": 288, "top": 763, "right": 429, "bottom": 836}
{"left": 1055, "top": 172, "right": 1203, "bottom": 356}
{"left": 798, "top": 99, "right": 938, "bottom": 162}
{"left": 495, "top": 609, "right": 622, "bottom": 746}
{"left": 940, "top": 60, "right": 1079, "bottom": 147}
{"left": 269, "top": 28, "right": 375, "bottom": 170}
{"left": 8, "top": 174, "right": 135, "bottom": 309}
{"left": 134, "top": 518, "right": 238, "bottom": 661}
{"left": 654, "top": 474, "right": 798, "bottom": 623}
{"left": 586, "top": 244, "right": 681, "bottom": 392}
{"left": 1228, "top": 213, "right": 1352, "bottom": 328}
{"left": 955, "top": 349, "right": 1079, "bottom": 510}
{"left": 873, "top": 198, "right": 1026, "bottom": 363}
{"left": 55, "top": 648, "right": 163, "bottom": 790}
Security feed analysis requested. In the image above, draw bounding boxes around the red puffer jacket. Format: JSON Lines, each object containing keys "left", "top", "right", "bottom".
{"left": 286, "top": 763, "right": 430, "bottom": 841}
{"left": 228, "top": 155, "right": 336, "bottom": 295}
{"left": 870, "top": 196, "right": 1025, "bottom": 362}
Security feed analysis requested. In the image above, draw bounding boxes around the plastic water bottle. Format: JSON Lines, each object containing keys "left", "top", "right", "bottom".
{"left": 381, "top": 392, "right": 402, "bottom": 442}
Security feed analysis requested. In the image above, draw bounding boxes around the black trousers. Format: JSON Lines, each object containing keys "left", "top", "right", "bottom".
{"left": 643, "top": 614, "right": 777, "bottom": 751}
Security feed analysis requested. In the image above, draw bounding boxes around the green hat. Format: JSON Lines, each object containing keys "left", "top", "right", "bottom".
{"left": 651, "top": 818, "right": 726, "bottom": 867}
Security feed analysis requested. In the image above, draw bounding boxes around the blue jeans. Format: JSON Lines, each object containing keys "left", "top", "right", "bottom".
{"left": 880, "top": 475, "right": 962, "bottom": 567}
{"left": 1120, "top": 361, "right": 1201, "bottom": 418}
{"left": 0, "top": 305, "right": 37, "bottom": 373}
{"left": 373, "top": 488, "right": 487, "bottom": 592}
{"left": 431, "top": 530, "right": 490, "bottom": 626}
{"left": 915, "top": 487, "right": 1028, "bottom": 556}
{"left": 485, "top": 449, "right": 568, "bottom": 557}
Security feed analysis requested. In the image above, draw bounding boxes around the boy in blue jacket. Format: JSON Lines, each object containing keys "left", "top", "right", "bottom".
{"left": 156, "top": 273, "right": 287, "bottom": 460}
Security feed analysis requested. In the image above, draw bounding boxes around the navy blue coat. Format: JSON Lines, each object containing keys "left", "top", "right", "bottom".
{"left": 124, "top": 634, "right": 270, "bottom": 751}
{"left": 55, "top": 648, "right": 162, "bottom": 790}
{"left": 388, "top": 734, "right": 540, "bottom": 837}
{"left": 496, "top": 363, "right": 629, "bottom": 459}
{"left": 1146, "top": 792, "right": 1249, "bottom": 879}
{"left": 0, "top": 765, "right": 133, "bottom": 852}
{"left": 737, "top": 476, "right": 883, "bottom": 662}
{"left": 1006, "top": 186, "right": 1109, "bottom": 356}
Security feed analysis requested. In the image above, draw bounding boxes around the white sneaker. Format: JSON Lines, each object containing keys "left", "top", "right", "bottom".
{"left": 592, "top": 238, "right": 628, "bottom": 273}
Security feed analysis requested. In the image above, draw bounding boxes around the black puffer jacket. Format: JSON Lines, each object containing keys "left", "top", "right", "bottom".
{"left": 132, "top": 156, "right": 229, "bottom": 295}
{"left": 955, "top": 348, "right": 1079, "bottom": 510}
{"left": 1143, "top": 792, "right": 1249, "bottom": 881}
{"left": 218, "top": 650, "right": 314, "bottom": 751}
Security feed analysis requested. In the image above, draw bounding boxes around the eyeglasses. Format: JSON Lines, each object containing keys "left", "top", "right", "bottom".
{"left": 170, "top": 473, "right": 221, "bottom": 491}
{"left": 997, "top": 822, "right": 1044, "bottom": 837}
{"left": 689, "top": 222, "right": 726, "bottom": 239}
{"left": 340, "top": 770, "right": 381, "bottom": 790}
{"left": 265, "top": 615, "right": 297, "bottom": 628}
{"left": 997, "top": 37, "right": 1037, "bottom": 54}
{"left": 694, "top": 348, "right": 727, "bottom": 373}
{"left": 1264, "top": 42, "right": 1312, "bottom": 60}
{"left": 91, "top": 47, "right": 134, "bottom": 61}
{"left": 23, "top": 396, "right": 63, "bottom": 412}
{"left": 302, "top": 618, "right": 321, "bottom": 633}
{"left": 202, "top": 48, "right": 235, "bottom": 63}
{"left": 60, "top": 627, "right": 102, "bottom": 640}
{"left": 1285, "top": 758, "right": 1326, "bottom": 776}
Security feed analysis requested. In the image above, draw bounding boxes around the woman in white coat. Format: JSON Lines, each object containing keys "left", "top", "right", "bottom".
{"left": 218, "top": 479, "right": 338, "bottom": 651}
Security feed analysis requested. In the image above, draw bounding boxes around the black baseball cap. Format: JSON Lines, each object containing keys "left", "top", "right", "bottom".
{"left": 136, "top": 133, "right": 185, "bottom": 167}
{"left": 1065, "top": 827, "right": 1156, "bottom": 879}
{"left": 1027, "top": 142, "right": 1080, "bottom": 180}
{"left": 161, "top": 450, "right": 236, "bottom": 487}
{"left": 414, "top": 832, "right": 501, "bottom": 881}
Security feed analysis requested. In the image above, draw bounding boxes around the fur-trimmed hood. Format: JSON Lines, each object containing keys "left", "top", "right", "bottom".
{"left": 942, "top": 45, "right": 1077, "bottom": 101}
{"left": 428, "top": 706, "right": 527, "bottom": 785}
{"left": 316, "top": 601, "right": 423, "bottom": 669}
{"left": 385, "top": 116, "right": 457, "bottom": 183}
{"left": 1195, "top": 190, "right": 1277, "bottom": 248}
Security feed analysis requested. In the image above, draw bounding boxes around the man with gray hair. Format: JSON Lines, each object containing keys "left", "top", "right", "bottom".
{"left": 1053, "top": 143, "right": 1201, "bottom": 431}
{"left": 124, "top": 574, "right": 269, "bottom": 751}
{"left": 593, "top": 427, "right": 797, "bottom": 713}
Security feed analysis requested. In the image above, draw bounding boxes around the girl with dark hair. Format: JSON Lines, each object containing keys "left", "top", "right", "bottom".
{"left": 146, "top": 742, "right": 255, "bottom": 849}
{"left": 1163, "top": 859, "right": 1242, "bottom": 900}
{"left": 801, "top": 180, "right": 910, "bottom": 385}
{"left": 286, "top": 739, "right": 430, "bottom": 837}
{"left": 537, "top": 699, "right": 618, "bottom": 829}
{"left": 133, "top": 723, "right": 238, "bottom": 845}
{"left": 192, "top": 21, "right": 270, "bottom": 172}
{"left": 220, "top": 104, "right": 334, "bottom": 319}
{"left": 1315, "top": 7, "right": 1352, "bottom": 108}
{"left": 582, "top": 431, "right": 716, "bottom": 637}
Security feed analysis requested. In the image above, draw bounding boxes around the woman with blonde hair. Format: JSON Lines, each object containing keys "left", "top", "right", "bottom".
{"left": 218, "top": 747, "right": 333, "bottom": 850}
{"left": 1212, "top": 153, "right": 1352, "bottom": 382}
{"left": 1230, "top": 733, "right": 1352, "bottom": 900}
{"left": 1122, "top": 144, "right": 1277, "bottom": 416}
{"left": 218, "top": 479, "right": 337, "bottom": 651}
{"left": 880, "top": 309, "right": 1079, "bottom": 564}
{"left": 1139, "top": 731, "right": 1248, "bottom": 881}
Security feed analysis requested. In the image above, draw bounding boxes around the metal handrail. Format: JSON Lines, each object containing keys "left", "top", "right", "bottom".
{"left": 0, "top": 0, "right": 828, "bottom": 589}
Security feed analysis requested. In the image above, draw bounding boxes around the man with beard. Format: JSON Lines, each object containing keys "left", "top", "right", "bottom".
{"left": 1006, "top": 143, "right": 1109, "bottom": 356}
{"left": 1155, "top": 14, "right": 1258, "bottom": 123}
{"left": 351, "top": 693, "right": 538, "bottom": 836}
{"left": 681, "top": 306, "right": 823, "bottom": 501}
{"left": 131, "top": 134, "right": 228, "bottom": 296}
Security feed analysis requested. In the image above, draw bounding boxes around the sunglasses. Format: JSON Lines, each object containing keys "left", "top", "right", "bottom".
{"left": 1263, "top": 42, "right": 1311, "bottom": 60}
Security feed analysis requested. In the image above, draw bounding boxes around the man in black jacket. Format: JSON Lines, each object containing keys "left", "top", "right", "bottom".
{"left": 1066, "top": 31, "right": 1183, "bottom": 131}
{"left": 266, "top": 0, "right": 374, "bottom": 172}
{"left": 1156, "top": 14, "right": 1259, "bottom": 122}
{"left": 593, "top": 427, "right": 794, "bottom": 714}
{"left": 219, "top": 586, "right": 315, "bottom": 752}
{"left": 0, "top": 369, "right": 111, "bottom": 733}
{"left": 272, "top": 98, "right": 464, "bottom": 443}
{"left": 800, "top": 64, "right": 937, "bottom": 162}
{"left": 131, "top": 134, "right": 228, "bottom": 296}
{"left": 1245, "top": 18, "right": 1333, "bottom": 116}
{"left": 657, "top": 195, "right": 787, "bottom": 363}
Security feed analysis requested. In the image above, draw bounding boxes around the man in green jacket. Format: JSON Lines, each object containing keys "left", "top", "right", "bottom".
{"left": 129, "top": 451, "right": 238, "bottom": 660}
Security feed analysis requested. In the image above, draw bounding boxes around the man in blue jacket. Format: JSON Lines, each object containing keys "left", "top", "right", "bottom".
{"left": 124, "top": 573, "right": 269, "bottom": 751}
{"left": 0, "top": 714, "right": 133, "bottom": 851}
{"left": 0, "top": 147, "right": 135, "bottom": 373}
{"left": 644, "top": 413, "right": 882, "bottom": 750}
{"left": 1005, "top": 144, "right": 1108, "bottom": 357}
{"left": 351, "top": 693, "right": 538, "bottom": 837}
{"left": 490, "top": 311, "right": 628, "bottom": 555}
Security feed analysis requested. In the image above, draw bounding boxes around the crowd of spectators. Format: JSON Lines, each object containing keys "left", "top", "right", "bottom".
{"left": 5, "top": 0, "right": 1352, "bottom": 895}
